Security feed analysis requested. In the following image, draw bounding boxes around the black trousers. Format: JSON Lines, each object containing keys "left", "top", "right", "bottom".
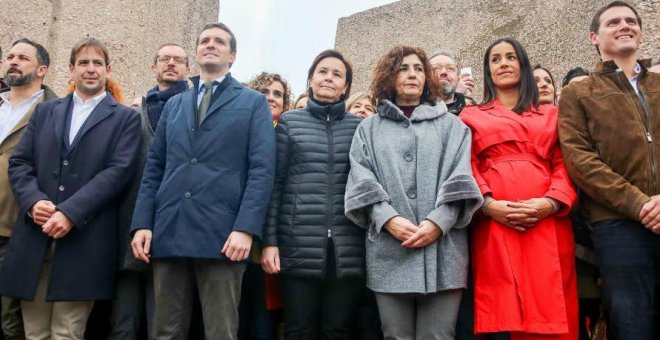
{"left": 280, "top": 243, "right": 361, "bottom": 340}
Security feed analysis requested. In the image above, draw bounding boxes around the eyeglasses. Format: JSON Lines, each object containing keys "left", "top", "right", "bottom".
{"left": 432, "top": 63, "right": 458, "bottom": 74}
{"left": 156, "top": 55, "right": 187, "bottom": 65}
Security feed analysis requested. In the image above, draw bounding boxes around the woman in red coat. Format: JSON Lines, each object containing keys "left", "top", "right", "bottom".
{"left": 460, "top": 37, "right": 578, "bottom": 339}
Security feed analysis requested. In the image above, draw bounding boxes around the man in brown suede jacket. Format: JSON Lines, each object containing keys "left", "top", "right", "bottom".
{"left": 558, "top": 1, "right": 660, "bottom": 339}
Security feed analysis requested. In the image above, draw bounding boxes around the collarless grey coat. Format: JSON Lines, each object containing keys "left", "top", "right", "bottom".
{"left": 345, "top": 99, "right": 482, "bottom": 293}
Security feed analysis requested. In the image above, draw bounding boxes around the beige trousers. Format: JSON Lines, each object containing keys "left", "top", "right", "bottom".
{"left": 21, "top": 245, "right": 94, "bottom": 340}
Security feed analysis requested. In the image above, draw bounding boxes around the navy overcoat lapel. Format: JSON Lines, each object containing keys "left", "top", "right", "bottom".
{"left": 51, "top": 96, "right": 71, "bottom": 149}
{"left": 67, "top": 95, "right": 116, "bottom": 152}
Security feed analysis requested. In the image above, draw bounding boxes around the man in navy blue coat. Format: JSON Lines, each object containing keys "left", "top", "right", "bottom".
{"left": 130, "top": 22, "right": 275, "bottom": 340}
{"left": 0, "top": 38, "right": 141, "bottom": 339}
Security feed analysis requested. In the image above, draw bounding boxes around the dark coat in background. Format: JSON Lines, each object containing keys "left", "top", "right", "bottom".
{"left": 263, "top": 98, "right": 365, "bottom": 279}
{"left": 0, "top": 93, "right": 141, "bottom": 301}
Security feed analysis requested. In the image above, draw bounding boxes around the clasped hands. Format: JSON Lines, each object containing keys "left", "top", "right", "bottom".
{"left": 639, "top": 195, "right": 660, "bottom": 234}
{"left": 483, "top": 197, "right": 555, "bottom": 232}
{"left": 383, "top": 216, "right": 443, "bottom": 248}
{"left": 31, "top": 200, "right": 72, "bottom": 239}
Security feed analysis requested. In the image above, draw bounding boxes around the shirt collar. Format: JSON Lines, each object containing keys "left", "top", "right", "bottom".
{"left": 630, "top": 63, "right": 642, "bottom": 81}
{"left": 197, "top": 75, "right": 226, "bottom": 92}
{"left": 0, "top": 89, "right": 45, "bottom": 105}
{"left": 73, "top": 91, "right": 107, "bottom": 106}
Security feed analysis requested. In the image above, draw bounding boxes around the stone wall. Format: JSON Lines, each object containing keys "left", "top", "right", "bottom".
{"left": 335, "top": 0, "right": 659, "bottom": 98}
{"left": 0, "top": 0, "right": 219, "bottom": 101}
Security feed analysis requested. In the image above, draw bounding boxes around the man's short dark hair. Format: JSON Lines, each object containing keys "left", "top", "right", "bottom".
{"left": 196, "top": 22, "right": 236, "bottom": 54}
{"left": 153, "top": 43, "right": 189, "bottom": 66}
{"left": 70, "top": 37, "right": 110, "bottom": 66}
{"left": 590, "top": 1, "right": 642, "bottom": 34}
{"left": 562, "top": 67, "right": 590, "bottom": 87}
{"left": 12, "top": 38, "right": 50, "bottom": 68}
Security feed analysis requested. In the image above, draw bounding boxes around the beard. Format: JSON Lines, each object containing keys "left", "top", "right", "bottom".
{"left": 440, "top": 82, "right": 455, "bottom": 98}
{"left": 5, "top": 69, "right": 37, "bottom": 87}
{"left": 156, "top": 69, "right": 184, "bottom": 86}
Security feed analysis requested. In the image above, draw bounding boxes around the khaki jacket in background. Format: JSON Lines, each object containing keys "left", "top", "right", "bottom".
{"left": 0, "top": 85, "right": 58, "bottom": 236}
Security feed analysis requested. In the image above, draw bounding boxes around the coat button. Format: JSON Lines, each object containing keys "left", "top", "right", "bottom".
{"left": 59, "top": 185, "right": 65, "bottom": 192}
{"left": 407, "top": 190, "right": 416, "bottom": 199}
{"left": 184, "top": 191, "right": 191, "bottom": 198}
{"left": 63, "top": 160, "right": 69, "bottom": 166}
{"left": 403, "top": 121, "right": 410, "bottom": 128}
{"left": 404, "top": 154, "right": 413, "bottom": 162}
{"left": 191, "top": 158, "right": 197, "bottom": 164}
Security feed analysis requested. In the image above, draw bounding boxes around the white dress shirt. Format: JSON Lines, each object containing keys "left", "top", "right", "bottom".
{"left": 69, "top": 91, "right": 107, "bottom": 143}
{"left": 0, "top": 89, "right": 44, "bottom": 143}
{"left": 196, "top": 75, "right": 226, "bottom": 106}
{"left": 629, "top": 63, "right": 642, "bottom": 96}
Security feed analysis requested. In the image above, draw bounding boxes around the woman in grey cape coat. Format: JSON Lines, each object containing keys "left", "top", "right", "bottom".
{"left": 344, "top": 45, "right": 483, "bottom": 339}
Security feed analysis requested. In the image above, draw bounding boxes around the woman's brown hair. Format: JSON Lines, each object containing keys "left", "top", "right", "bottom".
{"left": 248, "top": 72, "right": 291, "bottom": 110}
{"left": 370, "top": 45, "right": 440, "bottom": 105}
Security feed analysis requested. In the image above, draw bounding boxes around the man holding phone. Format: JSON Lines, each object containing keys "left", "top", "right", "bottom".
{"left": 430, "top": 48, "right": 474, "bottom": 115}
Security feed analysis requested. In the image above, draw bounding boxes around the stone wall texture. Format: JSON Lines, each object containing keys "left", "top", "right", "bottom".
{"left": 335, "top": 0, "right": 659, "bottom": 98}
{"left": 0, "top": 0, "right": 219, "bottom": 101}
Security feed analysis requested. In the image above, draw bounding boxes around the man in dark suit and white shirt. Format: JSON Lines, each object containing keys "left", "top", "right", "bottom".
{"left": 0, "top": 37, "right": 141, "bottom": 340}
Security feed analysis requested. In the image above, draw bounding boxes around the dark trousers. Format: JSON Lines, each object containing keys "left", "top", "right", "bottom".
{"left": 238, "top": 262, "right": 274, "bottom": 340}
{"left": 107, "top": 270, "right": 155, "bottom": 340}
{"left": 280, "top": 274, "right": 361, "bottom": 340}
{"left": 152, "top": 258, "right": 246, "bottom": 340}
{"left": 591, "top": 219, "right": 660, "bottom": 340}
{"left": 455, "top": 269, "right": 476, "bottom": 340}
{"left": 0, "top": 236, "right": 24, "bottom": 340}
{"left": 350, "top": 285, "right": 382, "bottom": 340}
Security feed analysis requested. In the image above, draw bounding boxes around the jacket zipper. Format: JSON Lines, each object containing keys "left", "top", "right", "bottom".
{"left": 325, "top": 112, "right": 336, "bottom": 277}
{"left": 616, "top": 70, "right": 657, "bottom": 193}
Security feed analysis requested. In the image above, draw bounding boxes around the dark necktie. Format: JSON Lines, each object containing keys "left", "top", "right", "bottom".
{"left": 198, "top": 81, "right": 214, "bottom": 125}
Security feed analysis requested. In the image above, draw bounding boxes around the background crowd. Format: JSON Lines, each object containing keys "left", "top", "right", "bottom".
{"left": 0, "top": 1, "right": 659, "bottom": 340}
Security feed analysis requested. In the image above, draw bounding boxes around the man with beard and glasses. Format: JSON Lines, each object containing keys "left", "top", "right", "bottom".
{"left": 108, "top": 42, "right": 190, "bottom": 340}
{"left": 429, "top": 49, "right": 474, "bottom": 115}
{"left": 0, "top": 38, "right": 56, "bottom": 340}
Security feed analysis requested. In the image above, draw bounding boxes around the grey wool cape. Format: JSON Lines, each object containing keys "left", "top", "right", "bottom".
{"left": 344, "top": 99, "right": 483, "bottom": 293}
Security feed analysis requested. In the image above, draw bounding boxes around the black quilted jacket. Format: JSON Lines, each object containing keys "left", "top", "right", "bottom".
{"left": 263, "top": 97, "right": 365, "bottom": 279}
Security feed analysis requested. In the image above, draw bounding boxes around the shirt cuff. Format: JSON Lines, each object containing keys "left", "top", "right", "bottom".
{"left": 544, "top": 197, "right": 560, "bottom": 213}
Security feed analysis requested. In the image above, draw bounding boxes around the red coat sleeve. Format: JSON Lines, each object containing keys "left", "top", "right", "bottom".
{"left": 543, "top": 143, "right": 577, "bottom": 216}
{"left": 471, "top": 148, "right": 492, "bottom": 197}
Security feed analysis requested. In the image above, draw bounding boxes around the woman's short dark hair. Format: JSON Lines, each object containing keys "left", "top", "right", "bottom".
{"left": 481, "top": 37, "right": 538, "bottom": 114}
{"left": 306, "top": 49, "right": 353, "bottom": 101}
{"left": 562, "top": 67, "right": 590, "bottom": 87}
{"left": 248, "top": 72, "right": 291, "bottom": 110}
{"left": 370, "top": 45, "right": 440, "bottom": 105}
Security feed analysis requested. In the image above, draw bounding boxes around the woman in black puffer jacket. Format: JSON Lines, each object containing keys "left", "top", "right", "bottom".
{"left": 261, "top": 50, "right": 365, "bottom": 340}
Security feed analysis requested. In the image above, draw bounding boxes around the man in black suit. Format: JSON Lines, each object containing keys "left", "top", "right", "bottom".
{"left": 0, "top": 37, "right": 141, "bottom": 340}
